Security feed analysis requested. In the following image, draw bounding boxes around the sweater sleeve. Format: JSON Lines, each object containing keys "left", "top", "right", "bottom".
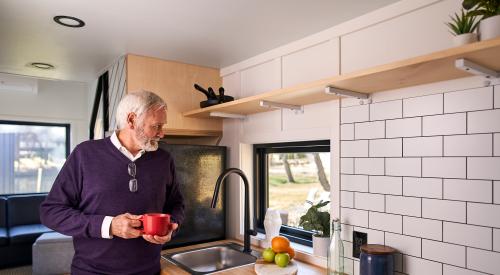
{"left": 163, "top": 159, "right": 185, "bottom": 226}
{"left": 40, "top": 145, "right": 105, "bottom": 238}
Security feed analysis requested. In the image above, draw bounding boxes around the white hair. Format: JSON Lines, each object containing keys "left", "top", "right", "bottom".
{"left": 115, "top": 90, "right": 167, "bottom": 130}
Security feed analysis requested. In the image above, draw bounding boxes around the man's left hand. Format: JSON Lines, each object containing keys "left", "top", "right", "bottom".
{"left": 142, "top": 223, "right": 178, "bottom": 245}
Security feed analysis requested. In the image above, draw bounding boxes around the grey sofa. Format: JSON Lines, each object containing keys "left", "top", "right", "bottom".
{"left": 0, "top": 194, "right": 52, "bottom": 268}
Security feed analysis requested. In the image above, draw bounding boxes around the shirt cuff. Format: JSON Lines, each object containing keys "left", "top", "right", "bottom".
{"left": 101, "top": 216, "right": 114, "bottom": 239}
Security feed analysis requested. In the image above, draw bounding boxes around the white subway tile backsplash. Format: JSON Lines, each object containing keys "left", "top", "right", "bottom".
{"left": 403, "top": 216, "right": 442, "bottom": 241}
{"left": 341, "top": 208, "right": 368, "bottom": 227}
{"left": 386, "top": 158, "right": 421, "bottom": 177}
{"left": 443, "top": 222, "right": 492, "bottom": 250}
{"left": 468, "top": 157, "right": 500, "bottom": 180}
{"left": 354, "top": 158, "right": 384, "bottom": 175}
{"left": 403, "top": 255, "right": 442, "bottom": 275}
{"left": 444, "top": 86, "right": 493, "bottom": 113}
{"left": 386, "top": 195, "right": 421, "bottom": 217}
{"left": 355, "top": 121, "right": 385, "bottom": 139}
{"left": 385, "top": 232, "right": 421, "bottom": 257}
{"left": 370, "top": 100, "right": 402, "bottom": 121}
{"left": 342, "top": 140, "right": 368, "bottom": 157}
{"left": 422, "top": 199, "right": 466, "bottom": 223}
{"left": 403, "top": 177, "right": 442, "bottom": 199}
{"left": 354, "top": 193, "right": 385, "bottom": 212}
{"left": 468, "top": 203, "right": 500, "bottom": 228}
{"left": 495, "top": 181, "right": 500, "bottom": 204}
{"left": 386, "top": 117, "right": 421, "bottom": 138}
{"left": 341, "top": 158, "right": 354, "bottom": 174}
{"left": 353, "top": 227, "right": 385, "bottom": 245}
{"left": 341, "top": 124, "right": 354, "bottom": 140}
{"left": 444, "top": 134, "right": 492, "bottom": 156}
{"left": 404, "top": 94, "right": 443, "bottom": 117}
{"left": 342, "top": 224, "right": 354, "bottom": 242}
{"left": 443, "top": 265, "right": 486, "bottom": 275}
{"left": 443, "top": 179, "right": 492, "bottom": 203}
{"left": 423, "top": 113, "right": 466, "bottom": 136}
{"left": 369, "top": 138, "right": 402, "bottom": 157}
{"left": 341, "top": 175, "right": 369, "bottom": 192}
{"left": 495, "top": 134, "right": 500, "bottom": 156}
{"left": 422, "top": 239, "right": 465, "bottom": 267}
{"left": 341, "top": 191, "right": 354, "bottom": 208}
{"left": 404, "top": 136, "right": 442, "bottom": 157}
{"left": 370, "top": 176, "right": 402, "bottom": 195}
{"left": 422, "top": 157, "right": 466, "bottom": 178}
{"left": 468, "top": 109, "right": 500, "bottom": 133}
{"left": 341, "top": 105, "right": 369, "bottom": 124}
{"left": 495, "top": 85, "right": 500, "bottom": 108}
{"left": 467, "top": 248, "right": 500, "bottom": 274}
{"left": 494, "top": 229, "right": 500, "bottom": 252}
{"left": 369, "top": 212, "right": 402, "bottom": 234}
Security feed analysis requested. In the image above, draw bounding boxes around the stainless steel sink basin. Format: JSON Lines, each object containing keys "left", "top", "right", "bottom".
{"left": 162, "top": 243, "right": 259, "bottom": 274}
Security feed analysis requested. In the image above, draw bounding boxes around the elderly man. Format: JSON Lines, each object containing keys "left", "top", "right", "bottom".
{"left": 40, "top": 90, "right": 185, "bottom": 275}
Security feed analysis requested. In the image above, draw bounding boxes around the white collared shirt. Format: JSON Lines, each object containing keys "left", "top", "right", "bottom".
{"left": 101, "top": 131, "right": 146, "bottom": 239}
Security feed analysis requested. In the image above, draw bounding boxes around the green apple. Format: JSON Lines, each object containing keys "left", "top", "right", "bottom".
{"left": 274, "top": 252, "right": 290, "bottom": 267}
{"left": 262, "top": 247, "right": 275, "bottom": 262}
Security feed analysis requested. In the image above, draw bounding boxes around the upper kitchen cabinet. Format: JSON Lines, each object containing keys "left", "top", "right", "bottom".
{"left": 126, "top": 54, "right": 222, "bottom": 136}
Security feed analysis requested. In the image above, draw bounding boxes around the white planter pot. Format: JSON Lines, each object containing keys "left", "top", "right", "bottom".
{"left": 312, "top": 235, "right": 330, "bottom": 257}
{"left": 479, "top": 15, "right": 500, "bottom": 41}
{"left": 452, "top": 33, "right": 478, "bottom": 46}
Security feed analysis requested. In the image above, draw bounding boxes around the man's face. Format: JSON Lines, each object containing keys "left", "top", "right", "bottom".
{"left": 134, "top": 106, "right": 167, "bottom": 151}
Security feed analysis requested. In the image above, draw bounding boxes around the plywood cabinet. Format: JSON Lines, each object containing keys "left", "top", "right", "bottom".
{"left": 126, "top": 54, "right": 222, "bottom": 136}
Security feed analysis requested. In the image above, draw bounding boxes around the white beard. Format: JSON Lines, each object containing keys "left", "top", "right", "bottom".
{"left": 136, "top": 127, "right": 159, "bottom": 151}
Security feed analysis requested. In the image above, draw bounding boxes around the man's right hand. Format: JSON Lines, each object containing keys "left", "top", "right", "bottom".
{"left": 110, "top": 213, "right": 142, "bottom": 239}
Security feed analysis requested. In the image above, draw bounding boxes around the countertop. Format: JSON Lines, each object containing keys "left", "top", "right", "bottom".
{"left": 160, "top": 239, "right": 326, "bottom": 275}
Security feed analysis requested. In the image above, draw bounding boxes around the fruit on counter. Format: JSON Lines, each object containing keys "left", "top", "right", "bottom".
{"left": 262, "top": 247, "right": 276, "bottom": 262}
{"left": 285, "top": 246, "right": 295, "bottom": 259}
{"left": 274, "top": 252, "right": 291, "bottom": 268}
{"left": 271, "top": 236, "right": 290, "bottom": 253}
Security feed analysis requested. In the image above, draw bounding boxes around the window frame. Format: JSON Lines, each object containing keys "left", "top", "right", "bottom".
{"left": 0, "top": 120, "right": 71, "bottom": 195}
{"left": 254, "top": 140, "right": 330, "bottom": 247}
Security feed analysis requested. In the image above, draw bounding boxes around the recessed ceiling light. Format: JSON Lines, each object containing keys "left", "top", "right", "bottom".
{"left": 53, "top": 15, "right": 85, "bottom": 28}
{"left": 30, "top": 62, "right": 55, "bottom": 70}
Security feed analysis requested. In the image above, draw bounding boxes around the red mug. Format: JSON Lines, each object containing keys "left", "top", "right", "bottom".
{"left": 140, "top": 213, "right": 171, "bottom": 236}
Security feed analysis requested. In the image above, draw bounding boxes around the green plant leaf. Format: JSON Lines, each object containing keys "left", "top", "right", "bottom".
{"left": 299, "top": 200, "right": 331, "bottom": 237}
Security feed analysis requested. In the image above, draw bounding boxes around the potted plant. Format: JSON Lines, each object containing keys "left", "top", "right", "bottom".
{"left": 299, "top": 200, "right": 331, "bottom": 257}
{"left": 463, "top": 0, "right": 500, "bottom": 40}
{"left": 446, "top": 9, "right": 480, "bottom": 46}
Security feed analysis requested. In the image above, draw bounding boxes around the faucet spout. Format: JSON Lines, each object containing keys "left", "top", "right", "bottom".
{"left": 211, "top": 168, "right": 257, "bottom": 253}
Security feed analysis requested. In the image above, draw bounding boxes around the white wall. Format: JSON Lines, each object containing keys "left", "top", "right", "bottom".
{"left": 0, "top": 78, "right": 90, "bottom": 150}
{"left": 219, "top": 0, "right": 500, "bottom": 274}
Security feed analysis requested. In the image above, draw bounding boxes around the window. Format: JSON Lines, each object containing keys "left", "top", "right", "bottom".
{"left": 0, "top": 120, "right": 70, "bottom": 195}
{"left": 254, "top": 140, "right": 330, "bottom": 246}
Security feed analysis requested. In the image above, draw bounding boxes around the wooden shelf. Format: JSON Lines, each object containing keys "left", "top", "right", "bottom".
{"left": 184, "top": 37, "right": 500, "bottom": 118}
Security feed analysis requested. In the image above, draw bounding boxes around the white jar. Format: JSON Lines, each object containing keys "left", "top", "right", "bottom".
{"left": 263, "top": 209, "right": 282, "bottom": 247}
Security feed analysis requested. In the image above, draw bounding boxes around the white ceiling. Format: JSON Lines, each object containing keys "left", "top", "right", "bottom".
{"left": 0, "top": 0, "right": 399, "bottom": 83}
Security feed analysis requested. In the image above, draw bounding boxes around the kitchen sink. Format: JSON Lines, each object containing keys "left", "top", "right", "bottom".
{"left": 162, "top": 243, "right": 260, "bottom": 274}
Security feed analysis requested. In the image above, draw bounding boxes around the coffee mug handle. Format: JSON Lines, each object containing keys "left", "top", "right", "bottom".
{"left": 138, "top": 216, "right": 145, "bottom": 235}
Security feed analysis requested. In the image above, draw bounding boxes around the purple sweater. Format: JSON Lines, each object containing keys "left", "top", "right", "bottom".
{"left": 40, "top": 137, "right": 185, "bottom": 275}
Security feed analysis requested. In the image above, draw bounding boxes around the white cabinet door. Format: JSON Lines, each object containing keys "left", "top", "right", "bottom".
{"left": 282, "top": 39, "right": 340, "bottom": 88}
{"left": 341, "top": 0, "right": 458, "bottom": 74}
{"left": 240, "top": 58, "right": 281, "bottom": 97}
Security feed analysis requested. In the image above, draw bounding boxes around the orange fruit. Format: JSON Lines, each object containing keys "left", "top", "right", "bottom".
{"left": 285, "top": 246, "right": 295, "bottom": 259}
{"left": 271, "top": 236, "right": 290, "bottom": 253}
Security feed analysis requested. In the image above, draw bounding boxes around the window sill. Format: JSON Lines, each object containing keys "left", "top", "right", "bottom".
{"left": 251, "top": 232, "right": 327, "bottom": 268}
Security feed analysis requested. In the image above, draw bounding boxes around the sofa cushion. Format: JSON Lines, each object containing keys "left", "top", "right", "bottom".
{"left": 0, "top": 228, "right": 7, "bottom": 246}
{"left": 0, "top": 197, "right": 6, "bottom": 228}
{"left": 9, "top": 224, "right": 52, "bottom": 244}
{"left": 7, "top": 194, "right": 47, "bottom": 227}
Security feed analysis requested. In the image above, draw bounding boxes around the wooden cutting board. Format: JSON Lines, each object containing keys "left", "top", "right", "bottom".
{"left": 254, "top": 259, "right": 298, "bottom": 275}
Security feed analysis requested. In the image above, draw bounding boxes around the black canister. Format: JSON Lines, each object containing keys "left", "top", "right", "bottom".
{"left": 359, "top": 244, "right": 397, "bottom": 275}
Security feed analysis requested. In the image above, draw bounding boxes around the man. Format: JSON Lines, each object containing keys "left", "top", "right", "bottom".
{"left": 40, "top": 90, "right": 185, "bottom": 275}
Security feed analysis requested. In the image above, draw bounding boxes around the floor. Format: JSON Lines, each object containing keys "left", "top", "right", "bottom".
{"left": 0, "top": 266, "right": 31, "bottom": 275}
